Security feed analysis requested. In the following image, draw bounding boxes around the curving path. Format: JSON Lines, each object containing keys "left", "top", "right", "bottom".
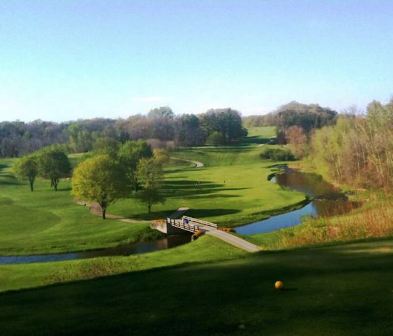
{"left": 170, "top": 157, "right": 204, "bottom": 168}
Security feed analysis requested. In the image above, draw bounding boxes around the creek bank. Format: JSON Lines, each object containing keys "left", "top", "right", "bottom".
{"left": 235, "top": 167, "right": 359, "bottom": 235}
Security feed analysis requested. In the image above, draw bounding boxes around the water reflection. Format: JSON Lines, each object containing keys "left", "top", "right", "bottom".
{"left": 235, "top": 168, "right": 359, "bottom": 235}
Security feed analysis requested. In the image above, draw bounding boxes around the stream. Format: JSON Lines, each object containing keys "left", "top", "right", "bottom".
{"left": 0, "top": 168, "right": 355, "bottom": 264}
{"left": 0, "top": 234, "right": 191, "bottom": 265}
{"left": 235, "top": 167, "right": 357, "bottom": 235}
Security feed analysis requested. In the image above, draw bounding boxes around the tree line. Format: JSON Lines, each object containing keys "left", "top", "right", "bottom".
{"left": 310, "top": 100, "right": 393, "bottom": 190}
{"left": 244, "top": 101, "right": 337, "bottom": 146}
{"left": 266, "top": 98, "right": 393, "bottom": 190}
{"left": 14, "top": 140, "right": 168, "bottom": 217}
{"left": 1, "top": 107, "right": 247, "bottom": 158}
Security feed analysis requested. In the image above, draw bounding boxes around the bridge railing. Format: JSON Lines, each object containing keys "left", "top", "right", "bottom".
{"left": 166, "top": 218, "right": 201, "bottom": 233}
{"left": 181, "top": 216, "right": 218, "bottom": 229}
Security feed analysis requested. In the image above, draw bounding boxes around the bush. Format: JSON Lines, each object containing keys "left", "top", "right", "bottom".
{"left": 260, "top": 147, "right": 295, "bottom": 161}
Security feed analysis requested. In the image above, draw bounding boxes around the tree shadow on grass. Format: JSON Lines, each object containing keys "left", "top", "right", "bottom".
{"left": 0, "top": 163, "right": 22, "bottom": 185}
{"left": 165, "top": 167, "right": 203, "bottom": 174}
{"left": 162, "top": 180, "right": 248, "bottom": 198}
{"left": 129, "top": 208, "right": 240, "bottom": 221}
{"left": 241, "top": 136, "right": 274, "bottom": 145}
{"left": 57, "top": 186, "right": 72, "bottom": 192}
{"left": 185, "top": 194, "right": 240, "bottom": 200}
{"left": 186, "top": 208, "right": 240, "bottom": 218}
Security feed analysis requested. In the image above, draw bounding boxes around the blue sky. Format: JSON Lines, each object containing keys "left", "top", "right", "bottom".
{"left": 1, "top": 0, "right": 393, "bottom": 121}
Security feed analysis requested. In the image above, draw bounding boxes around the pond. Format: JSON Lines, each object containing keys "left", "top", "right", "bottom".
{"left": 0, "top": 234, "right": 191, "bottom": 265}
{"left": 235, "top": 167, "right": 358, "bottom": 235}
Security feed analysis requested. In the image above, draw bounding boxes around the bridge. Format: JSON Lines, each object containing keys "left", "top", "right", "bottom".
{"left": 155, "top": 211, "right": 261, "bottom": 253}
{"left": 166, "top": 216, "right": 218, "bottom": 233}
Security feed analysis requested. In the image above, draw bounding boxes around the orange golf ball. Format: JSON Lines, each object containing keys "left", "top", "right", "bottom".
{"left": 275, "top": 280, "right": 284, "bottom": 290}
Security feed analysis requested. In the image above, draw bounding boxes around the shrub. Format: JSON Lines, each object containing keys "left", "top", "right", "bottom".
{"left": 260, "top": 147, "right": 295, "bottom": 161}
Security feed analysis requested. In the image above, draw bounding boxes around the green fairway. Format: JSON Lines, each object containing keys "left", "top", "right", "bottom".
{"left": 0, "top": 159, "right": 152, "bottom": 255}
{"left": 0, "top": 127, "right": 303, "bottom": 255}
{"left": 110, "top": 142, "right": 306, "bottom": 227}
{"left": 1, "top": 238, "right": 393, "bottom": 335}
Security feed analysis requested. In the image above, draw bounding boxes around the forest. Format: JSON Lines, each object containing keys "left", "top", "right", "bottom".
{"left": 0, "top": 107, "right": 246, "bottom": 157}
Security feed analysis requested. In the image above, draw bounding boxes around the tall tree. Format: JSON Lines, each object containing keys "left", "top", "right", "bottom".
{"left": 37, "top": 147, "right": 71, "bottom": 191}
{"left": 148, "top": 107, "right": 175, "bottom": 141}
{"left": 93, "top": 136, "right": 119, "bottom": 158}
{"left": 14, "top": 155, "right": 38, "bottom": 191}
{"left": 136, "top": 158, "right": 165, "bottom": 214}
{"left": 118, "top": 140, "right": 153, "bottom": 191}
{"left": 72, "top": 155, "right": 128, "bottom": 219}
{"left": 174, "top": 114, "right": 206, "bottom": 146}
{"left": 200, "top": 108, "right": 247, "bottom": 144}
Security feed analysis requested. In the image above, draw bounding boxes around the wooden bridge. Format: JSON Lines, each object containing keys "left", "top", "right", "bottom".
{"left": 164, "top": 214, "right": 261, "bottom": 253}
{"left": 166, "top": 216, "right": 218, "bottom": 233}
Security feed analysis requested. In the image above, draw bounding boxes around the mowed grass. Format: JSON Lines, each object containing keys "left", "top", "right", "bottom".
{"left": 1, "top": 238, "right": 393, "bottom": 335}
{"left": 0, "top": 236, "right": 245, "bottom": 292}
{"left": 0, "top": 126, "right": 302, "bottom": 254}
{"left": 110, "top": 138, "right": 306, "bottom": 227}
{"left": 0, "top": 159, "right": 151, "bottom": 255}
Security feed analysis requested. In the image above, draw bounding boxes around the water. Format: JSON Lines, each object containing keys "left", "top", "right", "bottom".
{"left": 1, "top": 168, "right": 353, "bottom": 263}
{"left": 0, "top": 235, "right": 191, "bottom": 265}
{"left": 235, "top": 168, "right": 357, "bottom": 235}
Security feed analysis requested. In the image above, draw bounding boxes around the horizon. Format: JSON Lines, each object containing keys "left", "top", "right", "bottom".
{"left": 0, "top": 100, "right": 345, "bottom": 124}
{"left": 1, "top": 0, "right": 393, "bottom": 122}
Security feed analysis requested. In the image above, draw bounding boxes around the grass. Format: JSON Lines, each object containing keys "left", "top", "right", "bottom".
{"left": 110, "top": 137, "right": 306, "bottom": 227}
{"left": 248, "top": 191, "right": 393, "bottom": 250}
{"left": 2, "top": 238, "right": 393, "bottom": 335}
{"left": 0, "top": 235, "right": 246, "bottom": 292}
{"left": 0, "top": 126, "right": 303, "bottom": 255}
{"left": 0, "top": 159, "right": 152, "bottom": 255}
{"left": 2, "top": 126, "right": 393, "bottom": 334}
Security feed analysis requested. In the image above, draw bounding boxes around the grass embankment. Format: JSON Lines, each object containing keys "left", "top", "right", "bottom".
{"left": 2, "top": 238, "right": 393, "bottom": 335}
{"left": 0, "top": 159, "right": 152, "bottom": 255}
{"left": 247, "top": 158, "right": 393, "bottom": 250}
{"left": 0, "top": 236, "right": 245, "bottom": 292}
{"left": 253, "top": 193, "right": 393, "bottom": 250}
{"left": 110, "top": 127, "right": 306, "bottom": 227}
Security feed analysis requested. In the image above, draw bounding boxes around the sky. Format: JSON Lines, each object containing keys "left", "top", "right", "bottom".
{"left": 1, "top": 0, "right": 393, "bottom": 122}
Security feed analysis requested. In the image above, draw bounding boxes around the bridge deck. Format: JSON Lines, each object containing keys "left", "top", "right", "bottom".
{"left": 166, "top": 215, "right": 261, "bottom": 253}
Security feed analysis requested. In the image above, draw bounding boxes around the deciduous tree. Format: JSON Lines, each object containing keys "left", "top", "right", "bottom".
{"left": 14, "top": 155, "right": 38, "bottom": 191}
{"left": 72, "top": 155, "right": 128, "bottom": 219}
{"left": 136, "top": 158, "right": 165, "bottom": 214}
{"left": 37, "top": 147, "right": 71, "bottom": 191}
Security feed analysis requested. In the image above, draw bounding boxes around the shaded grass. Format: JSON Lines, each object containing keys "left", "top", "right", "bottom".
{"left": 0, "top": 236, "right": 246, "bottom": 292}
{"left": 1, "top": 238, "right": 393, "bottom": 335}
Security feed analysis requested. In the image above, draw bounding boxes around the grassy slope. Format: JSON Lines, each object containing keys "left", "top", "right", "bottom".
{"left": 0, "top": 236, "right": 246, "bottom": 292}
{"left": 0, "top": 159, "right": 152, "bottom": 255}
{"left": 2, "top": 238, "right": 393, "bottom": 335}
{"left": 110, "top": 127, "right": 305, "bottom": 227}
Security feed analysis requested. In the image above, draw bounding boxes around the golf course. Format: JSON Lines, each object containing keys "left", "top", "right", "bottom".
{"left": 3, "top": 2, "right": 393, "bottom": 334}
{"left": 1, "top": 126, "right": 393, "bottom": 335}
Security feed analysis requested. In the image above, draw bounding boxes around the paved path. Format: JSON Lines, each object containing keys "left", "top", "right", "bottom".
{"left": 206, "top": 230, "right": 261, "bottom": 253}
{"left": 172, "top": 214, "right": 261, "bottom": 253}
{"left": 170, "top": 157, "right": 204, "bottom": 168}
